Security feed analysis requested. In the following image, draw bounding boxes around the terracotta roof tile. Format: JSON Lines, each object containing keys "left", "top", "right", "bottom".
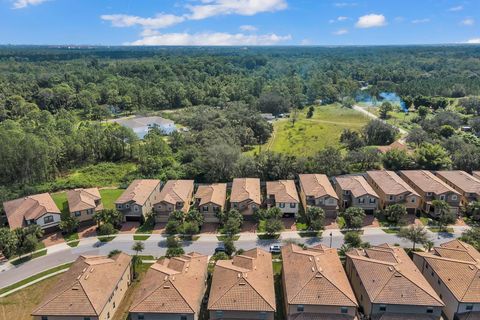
{"left": 282, "top": 244, "right": 357, "bottom": 307}
{"left": 32, "top": 253, "right": 132, "bottom": 317}
{"left": 130, "top": 253, "right": 208, "bottom": 315}
{"left": 367, "top": 171, "right": 419, "bottom": 196}
{"left": 415, "top": 240, "right": 480, "bottom": 303}
{"left": 195, "top": 183, "right": 227, "bottom": 207}
{"left": 435, "top": 171, "right": 480, "bottom": 195}
{"left": 299, "top": 174, "right": 338, "bottom": 200}
{"left": 208, "top": 248, "right": 275, "bottom": 312}
{"left": 115, "top": 179, "right": 160, "bottom": 206}
{"left": 67, "top": 188, "right": 102, "bottom": 213}
{"left": 336, "top": 176, "right": 379, "bottom": 199}
{"left": 266, "top": 180, "right": 300, "bottom": 203}
{"left": 156, "top": 180, "right": 194, "bottom": 207}
{"left": 3, "top": 193, "right": 61, "bottom": 229}
{"left": 230, "top": 178, "right": 261, "bottom": 204}
{"left": 399, "top": 171, "right": 459, "bottom": 196}
{"left": 347, "top": 245, "right": 443, "bottom": 307}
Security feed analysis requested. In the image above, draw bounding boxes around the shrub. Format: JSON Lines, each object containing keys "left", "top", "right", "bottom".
{"left": 97, "top": 223, "right": 117, "bottom": 236}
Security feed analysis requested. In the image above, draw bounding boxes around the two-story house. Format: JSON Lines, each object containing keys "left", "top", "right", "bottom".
{"left": 154, "top": 180, "right": 194, "bottom": 222}
{"left": 398, "top": 170, "right": 461, "bottom": 216}
{"left": 282, "top": 244, "right": 358, "bottom": 320}
{"left": 413, "top": 240, "right": 480, "bottom": 320}
{"left": 129, "top": 252, "right": 208, "bottom": 320}
{"left": 345, "top": 244, "right": 444, "bottom": 320}
{"left": 115, "top": 179, "right": 161, "bottom": 222}
{"left": 266, "top": 180, "right": 300, "bottom": 217}
{"left": 435, "top": 171, "right": 480, "bottom": 206}
{"left": 3, "top": 193, "right": 61, "bottom": 231}
{"left": 298, "top": 174, "right": 339, "bottom": 218}
{"left": 66, "top": 188, "right": 103, "bottom": 223}
{"left": 335, "top": 175, "right": 379, "bottom": 214}
{"left": 208, "top": 248, "right": 276, "bottom": 320}
{"left": 194, "top": 183, "right": 227, "bottom": 223}
{"left": 366, "top": 170, "right": 421, "bottom": 213}
{"left": 230, "top": 178, "right": 261, "bottom": 218}
{"left": 32, "top": 253, "right": 132, "bottom": 320}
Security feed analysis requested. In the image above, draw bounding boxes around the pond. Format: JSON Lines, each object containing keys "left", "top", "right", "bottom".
{"left": 356, "top": 92, "right": 408, "bottom": 112}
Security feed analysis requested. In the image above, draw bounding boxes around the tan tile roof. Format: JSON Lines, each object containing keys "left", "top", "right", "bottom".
{"left": 208, "top": 248, "right": 276, "bottom": 312}
{"left": 336, "top": 176, "right": 379, "bottom": 199}
{"left": 346, "top": 245, "right": 443, "bottom": 307}
{"left": 435, "top": 171, "right": 480, "bottom": 195}
{"left": 415, "top": 240, "right": 480, "bottom": 303}
{"left": 377, "top": 140, "right": 409, "bottom": 154}
{"left": 195, "top": 183, "right": 227, "bottom": 207}
{"left": 230, "top": 178, "right": 261, "bottom": 204}
{"left": 67, "top": 188, "right": 102, "bottom": 213}
{"left": 292, "top": 313, "right": 355, "bottom": 320}
{"left": 299, "top": 174, "right": 338, "bottom": 200}
{"left": 367, "top": 171, "right": 419, "bottom": 196}
{"left": 266, "top": 180, "right": 300, "bottom": 203}
{"left": 473, "top": 172, "right": 480, "bottom": 180}
{"left": 130, "top": 252, "right": 208, "bottom": 315}
{"left": 282, "top": 244, "right": 357, "bottom": 308}
{"left": 399, "top": 171, "right": 459, "bottom": 196}
{"left": 32, "top": 253, "right": 132, "bottom": 317}
{"left": 3, "top": 193, "right": 61, "bottom": 229}
{"left": 157, "top": 180, "right": 194, "bottom": 206}
{"left": 115, "top": 179, "right": 161, "bottom": 206}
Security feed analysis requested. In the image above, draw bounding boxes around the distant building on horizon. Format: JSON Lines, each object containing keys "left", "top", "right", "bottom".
{"left": 111, "top": 116, "right": 176, "bottom": 139}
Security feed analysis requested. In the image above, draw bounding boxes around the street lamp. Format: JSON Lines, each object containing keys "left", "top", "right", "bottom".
{"left": 329, "top": 232, "right": 333, "bottom": 248}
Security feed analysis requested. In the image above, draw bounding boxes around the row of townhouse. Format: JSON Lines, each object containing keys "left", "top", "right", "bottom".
{"left": 4, "top": 170, "right": 480, "bottom": 231}
{"left": 31, "top": 239, "right": 480, "bottom": 320}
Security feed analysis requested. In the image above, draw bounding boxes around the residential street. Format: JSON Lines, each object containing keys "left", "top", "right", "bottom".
{"left": 0, "top": 226, "right": 467, "bottom": 290}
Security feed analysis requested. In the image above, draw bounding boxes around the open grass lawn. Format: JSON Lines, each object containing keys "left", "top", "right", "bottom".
{"left": 249, "top": 104, "right": 370, "bottom": 156}
{"left": 0, "top": 273, "right": 62, "bottom": 320}
{"left": 51, "top": 192, "right": 69, "bottom": 215}
{"left": 100, "top": 188, "right": 125, "bottom": 209}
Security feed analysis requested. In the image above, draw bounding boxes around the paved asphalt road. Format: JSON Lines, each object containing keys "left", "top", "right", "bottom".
{"left": 0, "top": 226, "right": 466, "bottom": 290}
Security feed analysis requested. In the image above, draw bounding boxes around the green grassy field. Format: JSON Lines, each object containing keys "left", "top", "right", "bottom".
{"left": 249, "top": 104, "right": 370, "bottom": 156}
{"left": 51, "top": 188, "right": 124, "bottom": 214}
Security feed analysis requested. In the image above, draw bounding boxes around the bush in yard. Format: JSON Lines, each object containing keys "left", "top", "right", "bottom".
{"left": 165, "top": 220, "right": 181, "bottom": 235}
{"left": 0, "top": 228, "right": 19, "bottom": 259}
{"left": 59, "top": 214, "right": 79, "bottom": 235}
{"left": 304, "top": 206, "right": 325, "bottom": 230}
{"left": 461, "top": 227, "right": 480, "bottom": 250}
{"left": 342, "top": 207, "right": 365, "bottom": 230}
{"left": 166, "top": 247, "right": 185, "bottom": 257}
{"left": 108, "top": 249, "right": 122, "bottom": 258}
{"left": 94, "top": 209, "right": 123, "bottom": 229}
{"left": 384, "top": 204, "right": 407, "bottom": 225}
{"left": 97, "top": 222, "right": 117, "bottom": 236}
{"left": 211, "top": 252, "right": 229, "bottom": 261}
{"left": 265, "top": 218, "right": 284, "bottom": 236}
{"left": 398, "top": 225, "right": 429, "bottom": 250}
{"left": 168, "top": 210, "right": 185, "bottom": 222}
{"left": 186, "top": 209, "right": 204, "bottom": 227}
{"left": 343, "top": 231, "right": 362, "bottom": 248}
{"left": 165, "top": 235, "right": 184, "bottom": 257}
{"left": 183, "top": 221, "right": 199, "bottom": 235}
{"left": 223, "top": 237, "right": 236, "bottom": 256}
{"left": 464, "top": 201, "right": 480, "bottom": 221}
{"left": 217, "top": 209, "right": 243, "bottom": 226}
{"left": 223, "top": 217, "right": 242, "bottom": 236}
{"left": 432, "top": 200, "right": 457, "bottom": 230}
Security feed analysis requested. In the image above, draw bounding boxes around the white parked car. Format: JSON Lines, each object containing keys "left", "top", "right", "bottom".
{"left": 269, "top": 244, "right": 281, "bottom": 254}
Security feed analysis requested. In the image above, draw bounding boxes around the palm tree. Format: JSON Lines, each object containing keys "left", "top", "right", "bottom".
{"left": 398, "top": 225, "right": 429, "bottom": 251}
{"left": 131, "top": 241, "right": 145, "bottom": 278}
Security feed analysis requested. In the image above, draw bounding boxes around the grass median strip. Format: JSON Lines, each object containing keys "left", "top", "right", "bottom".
{"left": 133, "top": 235, "right": 150, "bottom": 241}
{"left": 10, "top": 248, "right": 48, "bottom": 266}
{"left": 0, "top": 262, "right": 73, "bottom": 296}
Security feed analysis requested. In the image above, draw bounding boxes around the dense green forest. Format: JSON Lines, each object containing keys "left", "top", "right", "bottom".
{"left": 1, "top": 45, "right": 480, "bottom": 209}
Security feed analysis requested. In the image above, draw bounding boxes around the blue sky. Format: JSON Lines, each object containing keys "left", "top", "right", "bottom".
{"left": 0, "top": 0, "right": 479, "bottom": 45}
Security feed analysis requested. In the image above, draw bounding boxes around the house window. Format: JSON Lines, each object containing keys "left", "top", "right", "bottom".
{"left": 41, "top": 317, "right": 48, "bottom": 320}
{"left": 297, "top": 305, "right": 304, "bottom": 312}
{"left": 411, "top": 197, "right": 416, "bottom": 203}
{"left": 279, "top": 203, "right": 285, "bottom": 208}
{"left": 452, "top": 195, "right": 458, "bottom": 201}
{"left": 439, "top": 195, "right": 445, "bottom": 201}
{"left": 181, "top": 316, "right": 187, "bottom": 320}
{"left": 138, "top": 314, "right": 144, "bottom": 320}
{"left": 233, "top": 203, "right": 238, "bottom": 208}
{"left": 117, "top": 204, "right": 123, "bottom": 209}
{"left": 290, "top": 203, "right": 296, "bottom": 208}
{"left": 84, "top": 318, "right": 91, "bottom": 320}
{"left": 259, "top": 312, "right": 267, "bottom": 319}
{"left": 358, "top": 198, "right": 365, "bottom": 204}
{"left": 134, "top": 206, "right": 139, "bottom": 212}
{"left": 437, "top": 279, "right": 441, "bottom": 285}
{"left": 426, "top": 307, "right": 434, "bottom": 314}
{"left": 369, "top": 198, "right": 376, "bottom": 203}
{"left": 341, "top": 307, "right": 348, "bottom": 314}
{"left": 44, "top": 216, "right": 54, "bottom": 224}
{"left": 379, "top": 305, "right": 387, "bottom": 312}
{"left": 126, "top": 204, "right": 130, "bottom": 209}
{"left": 426, "top": 264, "right": 429, "bottom": 269}
{"left": 328, "top": 198, "right": 335, "bottom": 204}
{"left": 75, "top": 211, "right": 81, "bottom": 217}
{"left": 466, "top": 305, "right": 474, "bottom": 311}
{"left": 216, "top": 311, "right": 224, "bottom": 317}
{"left": 88, "top": 209, "right": 93, "bottom": 215}
{"left": 203, "top": 206, "right": 209, "bottom": 212}
{"left": 426, "top": 192, "right": 432, "bottom": 196}
{"left": 389, "top": 195, "right": 394, "bottom": 201}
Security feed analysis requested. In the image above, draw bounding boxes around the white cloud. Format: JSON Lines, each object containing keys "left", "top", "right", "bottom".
{"left": 334, "top": 2, "right": 357, "bottom": 7}
{"left": 240, "top": 24, "right": 258, "bottom": 32}
{"left": 411, "top": 18, "right": 430, "bottom": 24}
{"left": 448, "top": 5, "right": 463, "bottom": 12}
{"left": 12, "top": 0, "right": 48, "bottom": 9}
{"left": 466, "top": 38, "right": 480, "bottom": 44}
{"left": 355, "top": 14, "right": 387, "bottom": 28}
{"left": 461, "top": 18, "right": 475, "bottom": 26}
{"left": 127, "top": 31, "right": 292, "bottom": 46}
{"left": 333, "top": 28, "right": 348, "bottom": 35}
{"left": 101, "top": 13, "right": 185, "bottom": 29}
{"left": 186, "top": 0, "right": 287, "bottom": 20}
{"left": 337, "top": 16, "right": 348, "bottom": 21}
{"left": 394, "top": 16, "right": 405, "bottom": 22}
